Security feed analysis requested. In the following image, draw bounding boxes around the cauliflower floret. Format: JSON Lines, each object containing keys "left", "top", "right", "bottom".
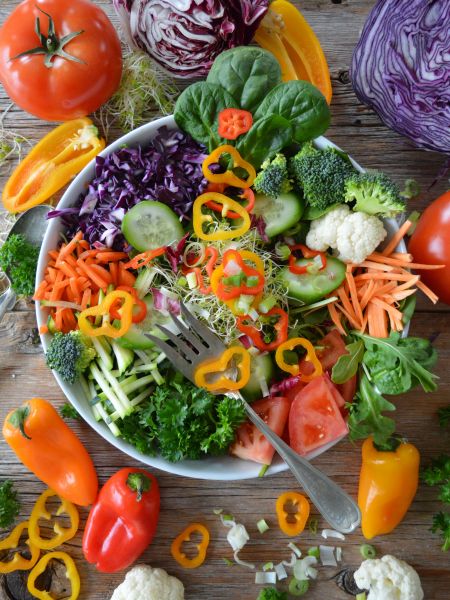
{"left": 306, "top": 204, "right": 351, "bottom": 251}
{"left": 110, "top": 565, "right": 184, "bottom": 600}
{"left": 354, "top": 555, "right": 424, "bottom": 600}
{"left": 336, "top": 211, "right": 386, "bottom": 264}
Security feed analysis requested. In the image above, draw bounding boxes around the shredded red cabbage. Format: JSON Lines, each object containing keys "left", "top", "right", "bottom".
{"left": 165, "top": 233, "right": 189, "bottom": 273}
{"left": 151, "top": 288, "right": 181, "bottom": 315}
{"left": 270, "top": 374, "right": 303, "bottom": 396}
{"left": 48, "top": 126, "right": 208, "bottom": 250}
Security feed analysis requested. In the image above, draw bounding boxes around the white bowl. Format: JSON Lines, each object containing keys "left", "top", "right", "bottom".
{"left": 36, "top": 115, "right": 405, "bottom": 480}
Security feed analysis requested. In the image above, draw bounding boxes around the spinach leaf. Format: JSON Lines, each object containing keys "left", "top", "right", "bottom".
{"left": 332, "top": 339, "right": 364, "bottom": 384}
{"left": 254, "top": 80, "right": 331, "bottom": 143}
{"left": 236, "top": 115, "right": 292, "bottom": 169}
{"left": 174, "top": 82, "right": 236, "bottom": 151}
{"left": 207, "top": 47, "right": 282, "bottom": 113}
{"left": 357, "top": 331, "right": 438, "bottom": 395}
{"left": 348, "top": 373, "right": 396, "bottom": 447}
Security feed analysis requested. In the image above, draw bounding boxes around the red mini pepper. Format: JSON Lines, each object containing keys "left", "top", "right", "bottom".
{"left": 236, "top": 307, "right": 289, "bottom": 351}
{"left": 218, "top": 108, "right": 253, "bottom": 140}
{"left": 216, "top": 249, "right": 265, "bottom": 301}
{"left": 82, "top": 467, "right": 160, "bottom": 573}
{"left": 289, "top": 244, "right": 327, "bottom": 275}
{"left": 110, "top": 286, "right": 147, "bottom": 324}
{"left": 205, "top": 183, "right": 255, "bottom": 219}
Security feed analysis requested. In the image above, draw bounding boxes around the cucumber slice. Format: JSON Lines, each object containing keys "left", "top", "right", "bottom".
{"left": 252, "top": 192, "right": 305, "bottom": 238}
{"left": 241, "top": 353, "right": 275, "bottom": 402}
{"left": 116, "top": 295, "right": 175, "bottom": 350}
{"left": 279, "top": 256, "right": 346, "bottom": 304}
{"left": 122, "top": 201, "right": 184, "bottom": 252}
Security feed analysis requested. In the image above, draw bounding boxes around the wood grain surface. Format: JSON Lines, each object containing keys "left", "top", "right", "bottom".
{"left": 1, "top": 1, "right": 449, "bottom": 599}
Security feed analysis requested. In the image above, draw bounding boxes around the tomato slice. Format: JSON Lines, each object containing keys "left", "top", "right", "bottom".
{"left": 218, "top": 108, "right": 253, "bottom": 140}
{"left": 337, "top": 375, "right": 357, "bottom": 406}
{"left": 230, "top": 397, "right": 290, "bottom": 465}
{"left": 289, "top": 375, "right": 348, "bottom": 456}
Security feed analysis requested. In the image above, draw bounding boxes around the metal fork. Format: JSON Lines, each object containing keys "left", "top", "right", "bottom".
{"left": 146, "top": 303, "right": 361, "bottom": 534}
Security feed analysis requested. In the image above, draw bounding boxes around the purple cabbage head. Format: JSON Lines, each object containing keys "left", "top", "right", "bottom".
{"left": 48, "top": 126, "right": 207, "bottom": 250}
{"left": 351, "top": 0, "right": 450, "bottom": 153}
{"left": 113, "top": 0, "right": 269, "bottom": 78}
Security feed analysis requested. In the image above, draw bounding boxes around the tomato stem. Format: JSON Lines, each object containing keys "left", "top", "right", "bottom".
{"left": 10, "top": 7, "right": 85, "bottom": 69}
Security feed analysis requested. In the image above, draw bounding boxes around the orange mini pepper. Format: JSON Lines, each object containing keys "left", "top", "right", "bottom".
{"left": 202, "top": 145, "right": 256, "bottom": 189}
{"left": 358, "top": 436, "right": 420, "bottom": 540}
{"left": 3, "top": 398, "right": 98, "bottom": 506}
{"left": 276, "top": 491, "right": 310, "bottom": 536}
{"left": 194, "top": 346, "right": 251, "bottom": 392}
{"left": 2, "top": 118, "right": 105, "bottom": 213}
{"left": 171, "top": 523, "right": 210, "bottom": 569}
{"left": 275, "top": 337, "right": 323, "bottom": 380}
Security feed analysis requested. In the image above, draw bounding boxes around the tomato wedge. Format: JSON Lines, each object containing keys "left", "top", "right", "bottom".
{"left": 230, "top": 397, "right": 290, "bottom": 465}
{"left": 289, "top": 375, "right": 348, "bottom": 456}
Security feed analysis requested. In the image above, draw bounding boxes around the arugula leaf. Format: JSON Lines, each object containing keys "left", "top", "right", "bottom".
{"left": 120, "top": 379, "right": 245, "bottom": 462}
{"left": 348, "top": 373, "right": 396, "bottom": 447}
{"left": 331, "top": 339, "right": 364, "bottom": 384}
{"left": 0, "top": 480, "right": 20, "bottom": 529}
{"left": 355, "top": 331, "right": 438, "bottom": 395}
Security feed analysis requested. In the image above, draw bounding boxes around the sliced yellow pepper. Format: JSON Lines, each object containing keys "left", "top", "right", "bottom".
{"left": 78, "top": 290, "right": 134, "bottom": 338}
{"left": 275, "top": 337, "right": 323, "bottom": 379}
{"left": 202, "top": 145, "right": 256, "bottom": 189}
{"left": 2, "top": 118, "right": 105, "bottom": 213}
{"left": 193, "top": 193, "right": 251, "bottom": 241}
{"left": 27, "top": 551, "right": 80, "bottom": 600}
{"left": 194, "top": 346, "right": 251, "bottom": 392}
{"left": 0, "top": 520, "right": 40, "bottom": 573}
{"left": 28, "top": 489, "right": 79, "bottom": 551}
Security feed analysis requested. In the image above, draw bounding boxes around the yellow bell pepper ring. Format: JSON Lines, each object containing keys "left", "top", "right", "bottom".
{"left": 276, "top": 491, "right": 310, "bottom": 536}
{"left": 78, "top": 290, "right": 134, "bottom": 338}
{"left": 358, "top": 436, "right": 420, "bottom": 540}
{"left": 28, "top": 489, "right": 79, "bottom": 551}
{"left": 171, "top": 523, "right": 210, "bottom": 569}
{"left": 194, "top": 346, "right": 251, "bottom": 392}
{"left": 2, "top": 118, "right": 105, "bottom": 213}
{"left": 27, "top": 551, "right": 81, "bottom": 600}
{"left": 0, "top": 520, "right": 40, "bottom": 573}
{"left": 193, "top": 193, "right": 251, "bottom": 242}
{"left": 202, "top": 145, "right": 256, "bottom": 189}
{"left": 275, "top": 337, "right": 323, "bottom": 379}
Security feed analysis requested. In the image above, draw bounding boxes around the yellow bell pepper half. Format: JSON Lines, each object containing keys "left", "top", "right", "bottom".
{"left": 2, "top": 118, "right": 105, "bottom": 213}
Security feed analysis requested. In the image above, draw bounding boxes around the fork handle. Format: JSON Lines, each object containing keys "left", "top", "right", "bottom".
{"left": 240, "top": 396, "right": 361, "bottom": 534}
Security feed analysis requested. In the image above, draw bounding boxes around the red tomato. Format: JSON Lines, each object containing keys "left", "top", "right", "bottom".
{"left": 336, "top": 375, "right": 357, "bottom": 406}
{"left": 0, "top": 0, "right": 122, "bottom": 121}
{"left": 408, "top": 191, "right": 450, "bottom": 305}
{"left": 289, "top": 375, "right": 348, "bottom": 456}
{"left": 230, "top": 397, "right": 290, "bottom": 465}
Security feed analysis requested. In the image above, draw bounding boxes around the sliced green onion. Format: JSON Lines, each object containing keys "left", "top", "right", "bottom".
{"left": 275, "top": 242, "right": 291, "bottom": 261}
{"left": 213, "top": 508, "right": 223, "bottom": 515}
{"left": 262, "top": 561, "right": 274, "bottom": 571}
{"left": 223, "top": 557, "right": 234, "bottom": 567}
{"left": 222, "top": 514, "right": 234, "bottom": 522}
{"left": 288, "top": 577, "right": 309, "bottom": 596}
{"left": 151, "top": 368, "right": 164, "bottom": 386}
{"left": 183, "top": 242, "right": 206, "bottom": 267}
{"left": 257, "top": 519, "right": 270, "bottom": 534}
{"left": 177, "top": 276, "right": 188, "bottom": 287}
{"left": 360, "top": 544, "right": 376, "bottom": 559}
{"left": 308, "top": 517, "right": 319, "bottom": 535}
{"left": 306, "top": 255, "right": 323, "bottom": 274}
{"left": 258, "top": 295, "right": 277, "bottom": 314}
{"left": 307, "top": 547, "right": 320, "bottom": 559}
{"left": 246, "top": 275, "right": 260, "bottom": 287}
{"left": 356, "top": 594, "right": 366, "bottom": 600}
{"left": 258, "top": 464, "right": 269, "bottom": 478}
{"left": 186, "top": 271, "right": 198, "bottom": 289}
{"left": 288, "top": 542, "right": 302, "bottom": 558}
{"left": 235, "top": 294, "right": 254, "bottom": 314}
{"left": 222, "top": 273, "right": 246, "bottom": 287}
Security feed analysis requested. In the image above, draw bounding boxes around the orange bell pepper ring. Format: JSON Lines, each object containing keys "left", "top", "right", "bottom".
{"left": 194, "top": 346, "right": 251, "bottom": 392}
{"left": 275, "top": 337, "right": 323, "bottom": 380}
{"left": 78, "top": 290, "right": 134, "bottom": 338}
{"left": 0, "top": 520, "right": 40, "bottom": 573}
{"left": 171, "top": 523, "right": 210, "bottom": 569}
{"left": 202, "top": 145, "right": 256, "bottom": 189}
{"left": 28, "top": 489, "right": 79, "bottom": 550}
{"left": 192, "top": 193, "right": 251, "bottom": 242}
{"left": 276, "top": 491, "right": 310, "bottom": 536}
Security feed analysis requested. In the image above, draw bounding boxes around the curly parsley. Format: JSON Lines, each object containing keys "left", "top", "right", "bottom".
{"left": 0, "top": 480, "right": 20, "bottom": 529}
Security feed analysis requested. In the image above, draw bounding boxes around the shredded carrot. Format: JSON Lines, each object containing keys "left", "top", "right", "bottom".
{"left": 57, "top": 231, "right": 83, "bottom": 263}
{"left": 39, "top": 324, "right": 49, "bottom": 335}
{"left": 381, "top": 220, "right": 413, "bottom": 256}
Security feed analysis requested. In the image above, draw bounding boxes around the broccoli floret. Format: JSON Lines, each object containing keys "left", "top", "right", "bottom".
{"left": 344, "top": 171, "right": 406, "bottom": 216}
{"left": 0, "top": 233, "right": 39, "bottom": 296}
{"left": 46, "top": 331, "right": 96, "bottom": 384}
{"left": 257, "top": 589, "right": 288, "bottom": 600}
{"left": 290, "top": 142, "right": 355, "bottom": 211}
{"left": 253, "top": 153, "right": 293, "bottom": 198}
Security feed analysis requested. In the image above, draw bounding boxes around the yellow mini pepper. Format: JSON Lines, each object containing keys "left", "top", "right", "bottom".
{"left": 27, "top": 551, "right": 80, "bottom": 600}
{"left": 2, "top": 118, "right": 105, "bottom": 213}
{"left": 28, "top": 489, "right": 79, "bottom": 550}
{"left": 78, "top": 290, "right": 134, "bottom": 338}
{"left": 275, "top": 337, "right": 323, "bottom": 380}
{"left": 202, "top": 145, "right": 256, "bottom": 189}
{"left": 0, "top": 520, "right": 40, "bottom": 573}
{"left": 192, "top": 193, "right": 251, "bottom": 241}
{"left": 194, "top": 346, "right": 251, "bottom": 392}
{"left": 358, "top": 436, "right": 420, "bottom": 539}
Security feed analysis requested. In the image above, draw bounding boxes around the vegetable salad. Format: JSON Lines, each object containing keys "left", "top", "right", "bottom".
{"left": 37, "top": 46, "right": 440, "bottom": 466}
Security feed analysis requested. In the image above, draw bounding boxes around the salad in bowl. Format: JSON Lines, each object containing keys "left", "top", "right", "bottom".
{"left": 35, "top": 47, "right": 439, "bottom": 480}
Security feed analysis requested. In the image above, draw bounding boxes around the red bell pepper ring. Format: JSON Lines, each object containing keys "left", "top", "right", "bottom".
{"left": 218, "top": 108, "right": 253, "bottom": 140}
{"left": 288, "top": 244, "right": 327, "bottom": 275}
{"left": 236, "top": 307, "right": 289, "bottom": 351}
{"left": 82, "top": 467, "right": 160, "bottom": 573}
{"left": 192, "top": 246, "right": 219, "bottom": 295}
{"left": 216, "top": 249, "right": 265, "bottom": 301}
{"left": 109, "top": 286, "right": 147, "bottom": 324}
{"left": 205, "top": 186, "right": 255, "bottom": 220}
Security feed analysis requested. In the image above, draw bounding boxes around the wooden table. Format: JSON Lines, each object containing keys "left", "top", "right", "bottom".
{"left": 1, "top": 1, "right": 449, "bottom": 598}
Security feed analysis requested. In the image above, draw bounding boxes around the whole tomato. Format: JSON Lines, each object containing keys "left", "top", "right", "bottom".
{"left": 0, "top": 0, "right": 122, "bottom": 121}
{"left": 408, "top": 191, "right": 450, "bottom": 305}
